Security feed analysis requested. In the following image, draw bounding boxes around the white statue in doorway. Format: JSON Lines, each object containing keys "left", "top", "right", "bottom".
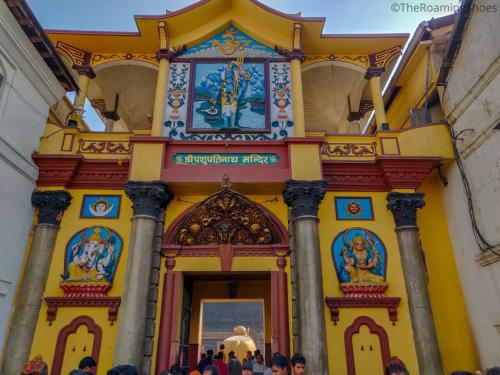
{"left": 223, "top": 326, "right": 257, "bottom": 362}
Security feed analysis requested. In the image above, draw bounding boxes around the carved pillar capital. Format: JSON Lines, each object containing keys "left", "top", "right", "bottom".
{"left": 125, "top": 181, "right": 173, "bottom": 218}
{"left": 31, "top": 190, "right": 72, "bottom": 225}
{"left": 283, "top": 180, "right": 326, "bottom": 220}
{"left": 364, "top": 66, "right": 385, "bottom": 80}
{"left": 72, "top": 64, "right": 96, "bottom": 79}
{"left": 155, "top": 46, "right": 186, "bottom": 62}
{"left": 386, "top": 192, "right": 425, "bottom": 228}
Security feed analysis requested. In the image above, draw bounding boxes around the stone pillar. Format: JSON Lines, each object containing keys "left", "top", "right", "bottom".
{"left": 151, "top": 51, "right": 171, "bottom": 137}
{"left": 113, "top": 181, "right": 172, "bottom": 369}
{"left": 283, "top": 180, "right": 328, "bottom": 374}
{"left": 387, "top": 192, "right": 443, "bottom": 375}
{"left": 365, "top": 67, "right": 388, "bottom": 130}
{"left": 1, "top": 190, "right": 71, "bottom": 375}
{"left": 72, "top": 65, "right": 96, "bottom": 125}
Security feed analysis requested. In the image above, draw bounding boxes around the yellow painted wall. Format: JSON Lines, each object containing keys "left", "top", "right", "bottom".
{"left": 417, "top": 174, "right": 479, "bottom": 373}
{"left": 29, "top": 189, "right": 133, "bottom": 375}
{"left": 318, "top": 192, "right": 419, "bottom": 374}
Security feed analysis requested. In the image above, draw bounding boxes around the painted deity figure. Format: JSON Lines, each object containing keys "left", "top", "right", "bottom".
{"left": 66, "top": 228, "right": 116, "bottom": 282}
{"left": 220, "top": 60, "right": 249, "bottom": 128}
{"left": 88, "top": 198, "right": 113, "bottom": 217}
{"left": 341, "top": 235, "right": 384, "bottom": 283}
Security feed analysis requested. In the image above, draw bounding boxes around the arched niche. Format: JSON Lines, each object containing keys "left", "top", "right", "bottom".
{"left": 51, "top": 316, "right": 102, "bottom": 375}
{"left": 344, "top": 316, "right": 391, "bottom": 375}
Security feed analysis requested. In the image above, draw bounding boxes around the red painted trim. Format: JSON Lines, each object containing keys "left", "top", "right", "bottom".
{"left": 344, "top": 316, "right": 391, "bottom": 375}
{"left": 285, "top": 137, "right": 324, "bottom": 144}
{"left": 60, "top": 134, "right": 75, "bottom": 152}
{"left": 33, "top": 155, "right": 130, "bottom": 189}
{"left": 51, "top": 316, "right": 102, "bottom": 375}
{"left": 379, "top": 137, "right": 401, "bottom": 155}
{"left": 325, "top": 296, "right": 400, "bottom": 324}
{"left": 322, "top": 156, "right": 440, "bottom": 191}
{"left": 156, "top": 271, "right": 182, "bottom": 374}
{"left": 44, "top": 296, "right": 121, "bottom": 323}
{"left": 270, "top": 271, "right": 290, "bottom": 359}
{"left": 188, "top": 343, "right": 199, "bottom": 372}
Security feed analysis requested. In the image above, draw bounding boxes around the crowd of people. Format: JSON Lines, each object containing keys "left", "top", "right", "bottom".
{"left": 194, "top": 348, "right": 305, "bottom": 375}
{"left": 19, "top": 352, "right": 500, "bottom": 374}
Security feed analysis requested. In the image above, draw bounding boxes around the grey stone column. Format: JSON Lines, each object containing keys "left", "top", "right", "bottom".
{"left": 113, "top": 181, "right": 172, "bottom": 370}
{"left": 283, "top": 180, "right": 328, "bottom": 375}
{"left": 1, "top": 190, "right": 71, "bottom": 375}
{"left": 387, "top": 192, "right": 443, "bottom": 375}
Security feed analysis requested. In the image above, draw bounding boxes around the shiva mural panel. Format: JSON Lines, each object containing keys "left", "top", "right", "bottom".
{"left": 187, "top": 60, "right": 268, "bottom": 132}
{"left": 62, "top": 226, "right": 123, "bottom": 283}
{"left": 179, "top": 25, "right": 282, "bottom": 59}
{"left": 80, "top": 195, "right": 121, "bottom": 219}
{"left": 332, "top": 228, "right": 387, "bottom": 285}
{"left": 334, "top": 197, "right": 374, "bottom": 220}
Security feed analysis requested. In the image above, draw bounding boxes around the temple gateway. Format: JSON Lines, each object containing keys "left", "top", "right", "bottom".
{"left": 1, "top": 1, "right": 480, "bottom": 374}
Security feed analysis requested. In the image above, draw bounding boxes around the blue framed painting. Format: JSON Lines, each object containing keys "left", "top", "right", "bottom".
{"left": 187, "top": 60, "right": 270, "bottom": 133}
{"left": 62, "top": 226, "right": 123, "bottom": 283}
{"left": 80, "top": 195, "right": 121, "bottom": 219}
{"left": 331, "top": 228, "right": 387, "bottom": 284}
{"left": 334, "top": 197, "right": 374, "bottom": 220}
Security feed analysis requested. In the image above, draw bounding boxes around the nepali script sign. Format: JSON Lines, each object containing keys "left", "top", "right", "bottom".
{"left": 173, "top": 153, "right": 280, "bottom": 165}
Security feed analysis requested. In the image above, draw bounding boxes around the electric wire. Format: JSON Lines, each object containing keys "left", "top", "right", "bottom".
{"left": 447, "top": 122, "right": 500, "bottom": 257}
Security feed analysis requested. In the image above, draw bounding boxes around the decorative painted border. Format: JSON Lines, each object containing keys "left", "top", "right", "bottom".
{"left": 50, "top": 316, "right": 102, "bottom": 375}
{"left": 185, "top": 58, "right": 271, "bottom": 134}
{"left": 79, "top": 194, "right": 122, "bottom": 219}
{"left": 334, "top": 196, "right": 374, "bottom": 221}
{"left": 344, "top": 316, "right": 391, "bottom": 375}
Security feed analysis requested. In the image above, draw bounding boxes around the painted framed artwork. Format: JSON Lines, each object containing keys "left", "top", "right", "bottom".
{"left": 334, "top": 197, "right": 374, "bottom": 220}
{"left": 62, "top": 226, "right": 123, "bottom": 283}
{"left": 80, "top": 195, "right": 121, "bottom": 219}
{"left": 331, "top": 228, "right": 387, "bottom": 284}
{"left": 187, "top": 59, "right": 270, "bottom": 133}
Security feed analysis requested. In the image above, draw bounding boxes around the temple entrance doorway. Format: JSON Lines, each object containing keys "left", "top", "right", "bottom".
{"left": 179, "top": 272, "right": 277, "bottom": 372}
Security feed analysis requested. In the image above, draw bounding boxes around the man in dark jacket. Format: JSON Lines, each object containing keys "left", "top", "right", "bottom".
{"left": 227, "top": 351, "right": 241, "bottom": 375}
{"left": 69, "top": 356, "right": 97, "bottom": 375}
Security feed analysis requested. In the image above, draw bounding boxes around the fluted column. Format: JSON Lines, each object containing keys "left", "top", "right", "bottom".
{"left": 387, "top": 192, "right": 443, "bottom": 375}
{"left": 2, "top": 190, "right": 71, "bottom": 375}
{"left": 113, "top": 181, "right": 172, "bottom": 369}
{"left": 365, "top": 67, "right": 388, "bottom": 130}
{"left": 283, "top": 180, "right": 328, "bottom": 375}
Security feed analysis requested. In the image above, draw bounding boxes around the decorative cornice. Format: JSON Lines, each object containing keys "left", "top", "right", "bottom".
{"left": 44, "top": 296, "right": 121, "bottom": 323}
{"left": 274, "top": 46, "right": 304, "bottom": 62}
{"left": 325, "top": 296, "right": 401, "bottom": 325}
{"left": 72, "top": 64, "right": 96, "bottom": 79}
{"left": 32, "top": 155, "right": 130, "bottom": 189}
{"left": 283, "top": 180, "right": 326, "bottom": 219}
{"left": 156, "top": 46, "right": 186, "bottom": 62}
{"left": 364, "top": 67, "right": 385, "bottom": 80}
{"left": 31, "top": 190, "right": 72, "bottom": 225}
{"left": 386, "top": 192, "right": 425, "bottom": 228}
{"left": 125, "top": 181, "right": 173, "bottom": 218}
{"left": 322, "top": 157, "right": 440, "bottom": 191}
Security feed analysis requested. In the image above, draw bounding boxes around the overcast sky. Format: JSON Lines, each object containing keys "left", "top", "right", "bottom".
{"left": 26, "top": 0, "right": 457, "bottom": 130}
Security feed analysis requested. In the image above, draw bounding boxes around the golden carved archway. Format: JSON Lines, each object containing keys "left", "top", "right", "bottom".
{"left": 166, "top": 189, "right": 287, "bottom": 246}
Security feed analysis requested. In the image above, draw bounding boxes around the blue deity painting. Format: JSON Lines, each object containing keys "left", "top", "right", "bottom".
{"left": 334, "top": 197, "right": 374, "bottom": 220}
{"left": 190, "top": 61, "right": 267, "bottom": 131}
{"left": 332, "top": 228, "right": 387, "bottom": 284}
{"left": 180, "top": 26, "right": 281, "bottom": 58}
{"left": 80, "top": 195, "right": 121, "bottom": 219}
{"left": 62, "top": 226, "right": 123, "bottom": 283}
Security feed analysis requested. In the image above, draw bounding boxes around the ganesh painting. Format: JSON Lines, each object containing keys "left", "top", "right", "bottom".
{"left": 332, "top": 228, "right": 387, "bottom": 285}
{"left": 62, "top": 226, "right": 123, "bottom": 283}
{"left": 189, "top": 60, "right": 267, "bottom": 131}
